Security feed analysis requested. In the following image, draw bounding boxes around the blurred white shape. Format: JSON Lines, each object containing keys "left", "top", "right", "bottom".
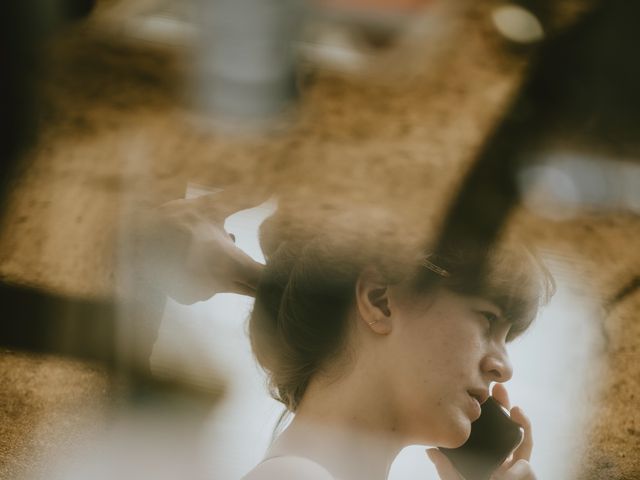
{"left": 619, "top": 161, "right": 640, "bottom": 212}
{"left": 298, "top": 1, "right": 462, "bottom": 79}
{"left": 519, "top": 152, "right": 640, "bottom": 218}
{"left": 121, "top": 14, "right": 196, "bottom": 46}
{"left": 491, "top": 5, "right": 544, "bottom": 44}
{"left": 519, "top": 163, "right": 581, "bottom": 220}
{"left": 299, "top": 25, "right": 370, "bottom": 73}
{"left": 95, "top": 0, "right": 197, "bottom": 47}
{"left": 49, "top": 397, "right": 212, "bottom": 480}
{"left": 194, "top": 0, "right": 305, "bottom": 129}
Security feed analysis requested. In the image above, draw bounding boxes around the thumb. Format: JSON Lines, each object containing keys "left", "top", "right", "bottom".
{"left": 426, "top": 449, "right": 463, "bottom": 480}
{"left": 495, "top": 459, "right": 536, "bottom": 480}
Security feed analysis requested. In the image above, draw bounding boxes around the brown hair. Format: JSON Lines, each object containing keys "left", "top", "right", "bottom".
{"left": 248, "top": 207, "right": 554, "bottom": 413}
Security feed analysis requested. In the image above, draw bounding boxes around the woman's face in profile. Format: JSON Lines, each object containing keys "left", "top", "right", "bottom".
{"left": 383, "top": 287, "right": 513, "bottom": 447}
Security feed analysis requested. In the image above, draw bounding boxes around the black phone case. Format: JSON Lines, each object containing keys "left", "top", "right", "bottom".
{"left": 439, "top": 397, "right": 524, "bottom": 480}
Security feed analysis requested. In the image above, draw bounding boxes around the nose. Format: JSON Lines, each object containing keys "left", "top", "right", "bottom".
{"left": 481, "top": 347, "right": 513, "bottom": 383}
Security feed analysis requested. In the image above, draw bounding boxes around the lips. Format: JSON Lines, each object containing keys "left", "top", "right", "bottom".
{"left": 465, "top": 388, "right": 489, "bottom": 421}
{"left": 467, "top": 388, "right": 490, "bottom": 405}
{"left": 466, "top": 393, "right": 482, "bottom": 421}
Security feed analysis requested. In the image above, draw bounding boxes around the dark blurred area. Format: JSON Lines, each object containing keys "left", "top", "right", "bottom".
{"left": 1, "top": 1, "right": 97, "bottom": 201}
{"left": 432, "top": 0, "right": 640, "bottom": 274}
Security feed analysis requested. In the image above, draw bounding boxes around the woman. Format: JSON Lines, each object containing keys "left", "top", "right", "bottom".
{"left": 137, "top": 194, "right": 550, "bottom": 479}
{"left": 243, "top": 207, "right": 553, "bottom": 480}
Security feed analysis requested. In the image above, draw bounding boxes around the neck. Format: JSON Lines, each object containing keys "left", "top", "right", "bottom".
{"left": 267, "top": 364, "right": 406, "bottom": 480}
{"left": 268, "top": 418, "right": 403, "bottom": 480}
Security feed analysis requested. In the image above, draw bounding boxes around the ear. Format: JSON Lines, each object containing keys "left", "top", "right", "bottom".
{"left": 355, "top": 267, "right": 393, "bottom": 334}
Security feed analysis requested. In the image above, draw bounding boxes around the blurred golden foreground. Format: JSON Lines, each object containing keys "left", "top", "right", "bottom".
{"left": 1, "top": 1, "right": 638, "bottom": 479}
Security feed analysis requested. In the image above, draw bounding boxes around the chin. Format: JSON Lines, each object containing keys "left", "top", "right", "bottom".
{"left": 438, "top": 414, "right": 472, "bottom": 448}
{"left": 408, "top": 403, "right": 472, "bottom": 447}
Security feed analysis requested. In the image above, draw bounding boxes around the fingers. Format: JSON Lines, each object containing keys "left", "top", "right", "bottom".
{"left": 497, "top": 459, "right": 536, "bottom": 480}
{"left": 490, "top": 385, "right": 534, "bottom": 474}
{"left": 509, "top": 406, "right": 533, "bottom": 463}
{"left": 227, "top": 281, "right": 258, "bottom": 297}
{"left": 147, "top": 192, "right": 268, "bottom": 301}
{"left": 201, "top": 226, "right": 265, "bottom": 294}
{"left": 225, "top": 245, "right": 265, "bottom": 293}
{"left": 426, "top": 449, "right": 463, "bottom": 480}
{"left": 492, "top": 383, "right": 511, "bottom": 410}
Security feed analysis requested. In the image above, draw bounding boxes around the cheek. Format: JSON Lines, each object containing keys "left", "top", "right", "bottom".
{"left": 392, "top": 310, "right": 484, "bottom": 397}
{"left": 388, "top": 300, "right": 488, "bottom": 444}
{"left": 390, "top": 321, "right": 461, "bottom": 397}
{"left": 428, "top": 308, "right": 486, "bottom": 364}
{"left": 403, "top": 318, "right": 472, "bottom": 370}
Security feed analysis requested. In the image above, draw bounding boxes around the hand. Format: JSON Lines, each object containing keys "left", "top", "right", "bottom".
{"left": 426, "top": 383, "right": 536, "bottom": 480}
{"left": 135, "top": 192, "right": 265, "bottom": 304}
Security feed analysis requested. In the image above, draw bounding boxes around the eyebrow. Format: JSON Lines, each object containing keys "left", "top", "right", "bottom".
{"left": 474, "top": 298, "right": 504, "bottom": 319}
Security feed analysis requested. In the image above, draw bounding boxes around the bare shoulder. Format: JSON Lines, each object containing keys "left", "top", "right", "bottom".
{"left": 242, "top": 456, "right": 336, "bottom": 480}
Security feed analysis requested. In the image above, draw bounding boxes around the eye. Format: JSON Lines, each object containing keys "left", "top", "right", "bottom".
{"left": 481, "top": 311, "right": 499, "bottom": 323}
{"left": 476, "top": 310, "right": 499, "bottom": 331}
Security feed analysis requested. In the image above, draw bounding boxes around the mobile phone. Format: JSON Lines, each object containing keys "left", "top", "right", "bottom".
{"left": 439, "top": 397, "right": 524, "bottom": 480}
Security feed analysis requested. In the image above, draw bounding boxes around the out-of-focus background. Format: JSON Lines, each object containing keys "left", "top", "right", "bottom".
{"left": 1, "top": 0, "right": 639, "bottom": 479}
